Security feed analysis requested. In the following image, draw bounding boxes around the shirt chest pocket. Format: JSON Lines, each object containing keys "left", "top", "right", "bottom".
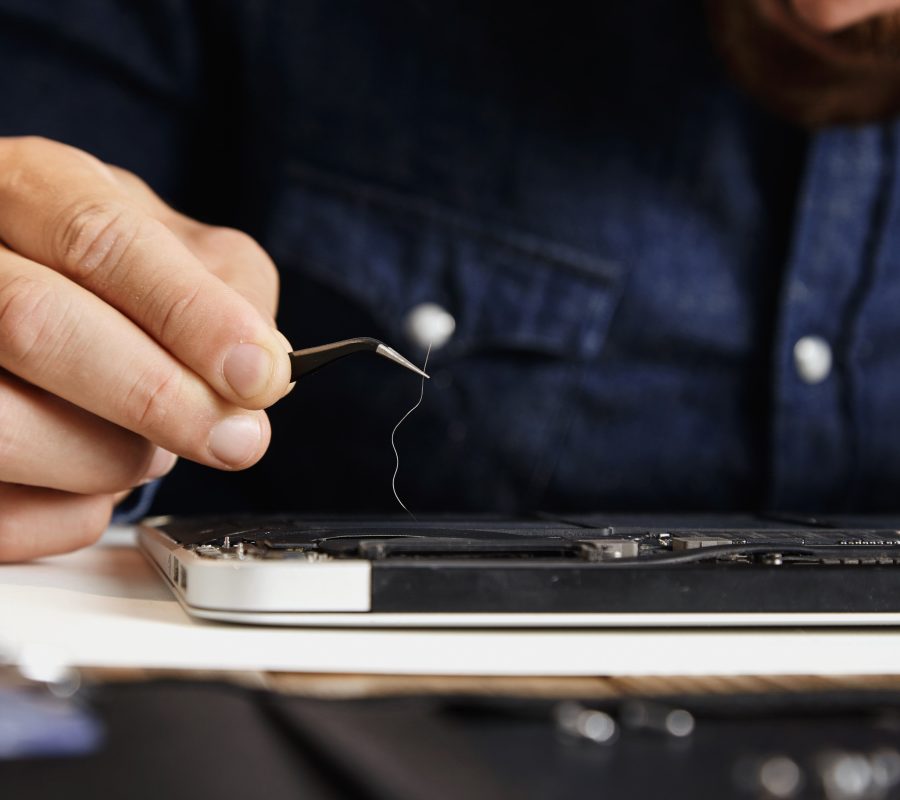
{"left": 267, "top": 162, "right": 628, "bottom": 366}
{"left": 263, "top": 164, "right": 631, "bottom": 508}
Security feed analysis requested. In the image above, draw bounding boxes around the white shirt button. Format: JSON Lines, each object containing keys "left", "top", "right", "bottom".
{"left": 404, "top": 302, "right": 456, "bottom": 350}
{"left": 793, "top": 335, "right": 832, "bottom": 384}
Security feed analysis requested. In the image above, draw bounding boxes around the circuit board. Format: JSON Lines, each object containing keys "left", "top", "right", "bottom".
{"left": 154, "top": 513, "right": 900, "bottom": 567}
{"left": 133, "top": 513, "right": 900, "bottom": 616}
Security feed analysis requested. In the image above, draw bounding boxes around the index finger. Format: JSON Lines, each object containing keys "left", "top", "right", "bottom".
{"left": 0, "top": 246, "right": 271, "bottom": 470}
{"left": 0, "top": 137, "right": 291, "bottom": 409}
{"left": 106, "top": 166, "right": 282, "bottom": 325}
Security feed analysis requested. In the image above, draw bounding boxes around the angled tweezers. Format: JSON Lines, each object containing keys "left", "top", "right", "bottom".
{"left": 288, "top": 337, "right": 430, "bottom": 382}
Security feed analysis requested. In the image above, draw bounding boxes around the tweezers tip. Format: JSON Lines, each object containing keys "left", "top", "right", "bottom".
{"left": 376, "top": 343, "right": 430, "bottom": 378}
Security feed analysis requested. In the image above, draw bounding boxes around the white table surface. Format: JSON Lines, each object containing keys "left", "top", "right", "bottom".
{"left": 2, "top": 527, "right": 900, "bottom": 676}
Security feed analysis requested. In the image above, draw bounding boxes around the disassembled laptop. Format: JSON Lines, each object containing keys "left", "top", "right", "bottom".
{"left": 139, "top": 514, "right": 900, "bottom": 625}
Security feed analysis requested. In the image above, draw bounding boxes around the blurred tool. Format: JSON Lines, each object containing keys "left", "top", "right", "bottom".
{"left": 0, "top": 646, "right": 103, "bottom": 760}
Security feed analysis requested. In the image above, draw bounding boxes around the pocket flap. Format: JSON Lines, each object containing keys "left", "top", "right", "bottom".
{"left": 268, "top": 164, "right": 627, "bottom": 361}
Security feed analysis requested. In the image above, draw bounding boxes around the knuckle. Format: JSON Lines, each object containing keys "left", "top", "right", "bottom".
{"left": 0, "top": 138, "right": 114, "bottom": 211}
{"left": 0, "top": 138, "right": 54, "bottom": 193}
{"left": 107, "top": 164, "right": 157, "bottom": 199}
{"left": 204, "top": 227, "right": 279, "bottom": 282}
{"left": 201, "top": 226, "right": 261, "bottom": 258}
{"left": 120, "top": 364, "right": 183, "bottom": 436}
{"left": 5, "top": 134, "right": 42, "bottom": 150}
{"left": 107, "top": 163, "right": 139, "bottom": 184}
{"left": 11, "top": 137, "right": 112, "bottom": 176}
{"left": 152, "top": 279, "right": 204, "bottom": 346}
{"left": 55, "top": 199, "right": 142, "bottom": 281}
{"left": 0, "top": 274, "right": 66, "bottom": 369}
{"left": 15, "top": 134, "right": 58, "bottom": 152}
{"left": 4, "top": 135, "right": 57, "bottom": 164}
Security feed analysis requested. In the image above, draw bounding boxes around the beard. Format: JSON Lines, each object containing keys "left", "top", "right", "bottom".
{"left": 707, "top": 0, "right": 900, "bottom": 126}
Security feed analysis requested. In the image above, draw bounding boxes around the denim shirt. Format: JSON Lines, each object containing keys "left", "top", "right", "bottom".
{"left": 0, "top": 0, "right": 896, "bottom": 514}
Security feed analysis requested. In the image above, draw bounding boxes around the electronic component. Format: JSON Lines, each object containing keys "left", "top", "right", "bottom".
{"left": 138, "top": 514, "right": 900, "bottom": 624}
{"left": 670, "top": 536, "right": 733, "bottom": 550}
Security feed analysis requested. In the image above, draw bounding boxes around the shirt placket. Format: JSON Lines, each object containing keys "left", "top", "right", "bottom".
{"left": 769, "top": 125, "right": 890, "bottom": 511}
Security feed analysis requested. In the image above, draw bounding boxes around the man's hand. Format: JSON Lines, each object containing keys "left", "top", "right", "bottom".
{"left": 0, "top": 136, "right": 292, "bottom": 561}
